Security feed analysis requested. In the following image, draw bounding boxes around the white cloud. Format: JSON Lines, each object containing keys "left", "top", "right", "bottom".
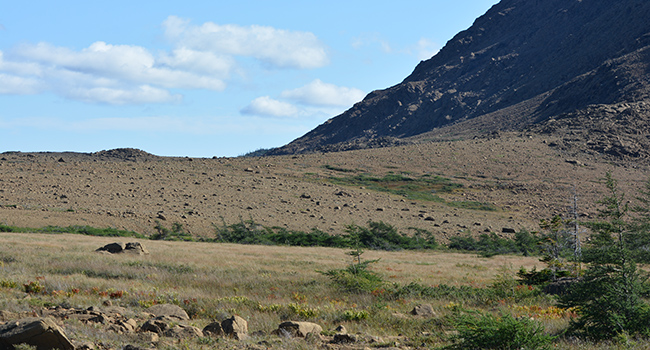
{"left": 158, "top": 47, "right": 234, "bottom": 77}
{"left": 281, "top": 79, "right": 365, "bottom": 107}
{"left": 241, "top": 96, "right": 299, "bottom": 117}
{"left": 163, "top": 15, "right": 329, "bottom": 69}
{"left": 64, "top": 85, "right": 182, "bottom": 105}
{"left": 351, "top": 33, "right": 392, "bottom": 53}
{"left": 413, "top": 38, "right": 439, "bottom": 60}
{"left": 0, "top": 73, "right": 43, "bottom": 94}
{"left": 0, "top": 17, "right": 330, "bottom": 105}
{"left": 12, "top": 42, "right": 227, "bottom": 91}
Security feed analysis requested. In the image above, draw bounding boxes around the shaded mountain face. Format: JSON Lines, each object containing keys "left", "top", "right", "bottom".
{"left": 269, "top": 0, "right": 650, "bottom": 155}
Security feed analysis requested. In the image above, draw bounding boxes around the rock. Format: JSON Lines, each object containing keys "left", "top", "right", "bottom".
{"left": 75, "top": 341, "right": 95, "bottom": 350}
{"left": 334, "top": 190, "right": 353, "bottom": 197}
{"left": 202, "top": 322, "right": 223, "bottom": 337}
{"left": 138, "top": 332, "right": 159, "bottom": 343}
{"left": 332, "top": 333, "right": 357, "bottom": 344}
{"left": 123, "top": 345, "right": 150, "bottom": 350}
{"left": 96, "top": 242, "right": 126, "bottom": 254}
{"left": 124, "top": 242, "right": 148, "bottom": 255}
{"left": 221, "top": 315, "right": 248, "bottom": 340}
{"left": 145, "top": 304, "right": 189, "bottom": 320}
{"left": 96, "top": 242, "right": 148, "bottom": 255}
{"left": 140, "top": 316, "right": 174, "bottom": 334}
{"left": 502, "top": 227, "right": 517, "bottom": 234}
{"left": 410, "top": 304, "right": 436, "bottom": 318}
{"left": 565, "top": 159, "right": 584, "bottom": 166}
{"left": 163, "top": 324, "right": 203, "bottom": 339}
{"left": 109, "top": 318, "right": 138, "bottom": 334}
{"left": 0, "top": 317, "right": 74, "bottom": 350}
{"left": 275, "top": 321, "right": 322, "bottom": 338}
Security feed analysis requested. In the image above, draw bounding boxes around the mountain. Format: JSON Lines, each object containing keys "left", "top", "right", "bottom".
{"left": 269, "top": 0, "right": 650, "bottom": 159}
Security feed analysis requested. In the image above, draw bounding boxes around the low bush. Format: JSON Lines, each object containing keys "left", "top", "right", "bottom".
{"left": 447, "top": 310, "right": 554, "bottom": 349}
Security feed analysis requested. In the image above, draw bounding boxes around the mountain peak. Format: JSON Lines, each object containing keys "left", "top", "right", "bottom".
{"left": 269, "top": 0, "right": 650, "bottom": 158}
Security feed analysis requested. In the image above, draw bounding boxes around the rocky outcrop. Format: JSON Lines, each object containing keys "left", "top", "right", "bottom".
{"left": 220, "top": 315, "right": 248, "bottom": 340}
{"left": 410, "top": 304, "right": 436, "bottom": 318}
{"left": 269, "top": 0, "right": 650, "bottom": 156}
{"left": 0, "top": 317, "right": 74, "bottom": 350}
{"left": 96, "top": 242, "right": 148, "bottom": 255}
{"left": 274, "top": 321, "right": 323, "bottom": 338}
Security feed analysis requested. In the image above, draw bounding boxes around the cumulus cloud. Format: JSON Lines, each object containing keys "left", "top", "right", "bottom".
{"left": 281, "top": 79, "right": 365, "bottom": 107}
{"left": 241, "top": 96, "right": 299, "bottom": 117}
{"left": 0, "top": 73, "right": 43, "bottom": 94}
{"left": 163, "top": 16, "right": 329, "bottom": 69}
{"left": 0, "top": 17, "right": 329, "bottom": 105}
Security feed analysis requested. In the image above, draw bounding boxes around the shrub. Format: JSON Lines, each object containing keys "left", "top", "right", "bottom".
{"left": 342, "top": 309, "right": 370, "bottom": 321}
{"left": 448, "top": 310, "right": 554, "bottom": 349}
{"left": 448, "top": 233, "right": 524, "bottom": 257}
{"left": 152, "top": 221, "right": 194, "bottom": 241}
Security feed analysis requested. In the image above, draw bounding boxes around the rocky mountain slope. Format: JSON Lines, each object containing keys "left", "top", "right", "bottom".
{"left": 269, "top": 0, "right": 650, "bottom": 159}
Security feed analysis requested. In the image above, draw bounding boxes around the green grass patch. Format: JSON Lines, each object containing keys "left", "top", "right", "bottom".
{"left": 328, "top": 173, "right": 461, "bottom": 202}
{"left": 322, "top": 164, "right": 357, "bottom": 173}
{"left": 0, "top": 223, "right": 145, "bottom": 238}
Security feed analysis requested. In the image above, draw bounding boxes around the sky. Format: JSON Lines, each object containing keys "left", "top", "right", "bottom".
{"left": 0, "top": 0, "right": 499, "bottom": 157}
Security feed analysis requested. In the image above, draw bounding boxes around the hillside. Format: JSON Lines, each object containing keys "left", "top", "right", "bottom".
{"left": 268, "top": 0, "right": 650, "bottom": 159}
{"left": 1, "top": 137, "right": 648, "bottom": 242}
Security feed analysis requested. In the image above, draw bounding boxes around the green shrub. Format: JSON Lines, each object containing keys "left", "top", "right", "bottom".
{"left": 448, "top": 311, "right": 554, "bottom": 349}
{"left": 342, "top": 309, "right": 370, "bottom": 321}
{"left": 0, "top": 279, "right": 18, "bottom": 288}
{"left": 448, "top": 233, "right": 523, "bottom": 257}
{"left": 152, "top": 221, "right": 194, "bottom": 241}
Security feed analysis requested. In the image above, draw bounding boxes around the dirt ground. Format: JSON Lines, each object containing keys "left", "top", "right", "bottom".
{"left": 1, "top": 132, "right": 648, "bottom": 241}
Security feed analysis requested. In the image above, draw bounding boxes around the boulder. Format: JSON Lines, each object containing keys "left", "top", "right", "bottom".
{"left": 275, "top": 321, "right": 322, "bottom": 338}
{"left": 124, "top": 242, "right": 148, "bottom": 254}
{"left": 202, "top": 322, "right": 223, "bottom": 337}
{"left": 96, "top": 242, "right": 125, "bottom": 254}
{"left": 221, "top": 315, "right": 248, "bottom": 340}
{"left": 139, "top": 316, "right": 174, "bottom": 334}
{"left": 96, "top": 242, "right": 148, "bottom": 255}
{"left": 410, "top": 304, "right": 436, "bottom": 318}
{"left": 332, "top": 333, "right": 357, "bottom": 344}
{"left": 145, "top": 304, "right": 189, "bottom": 320}
{"left": 0, "top": 317, "right": 74, "bottom": 350}
{"left": 163, "top": 324, "right": 203, "bottom": 339}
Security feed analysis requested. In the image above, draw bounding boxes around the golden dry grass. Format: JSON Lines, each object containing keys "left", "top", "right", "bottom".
{"left": 1, "top": 232, "right": 645, "bottom": 349}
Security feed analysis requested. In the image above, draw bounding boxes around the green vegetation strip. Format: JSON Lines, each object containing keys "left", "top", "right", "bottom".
{"left": 326, "top": 173, "right": 497, "bottom": 210}
{"left": 0, "top": 224, "right": 144, "bottom": 238}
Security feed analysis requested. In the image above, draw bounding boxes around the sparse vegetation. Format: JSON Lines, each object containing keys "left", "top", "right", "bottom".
{"left": 327, "top": 173, "right": 461, "bottom": 202}
{"left": 0, "top": 223, "right": 144, "bottom": 238}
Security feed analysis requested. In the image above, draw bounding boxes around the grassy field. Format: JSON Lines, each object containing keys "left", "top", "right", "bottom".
{"left": 0, "top": 232, "right": 646, "bottom": 349}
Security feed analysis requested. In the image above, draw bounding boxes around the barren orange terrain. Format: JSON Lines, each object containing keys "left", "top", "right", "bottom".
{"left": 1, "top": 133, "right": 647, "bottom": 241}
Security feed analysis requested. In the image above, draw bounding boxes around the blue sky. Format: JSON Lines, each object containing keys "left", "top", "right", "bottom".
{"left": 0, "top": 1, "right": 498, "bottom": 157}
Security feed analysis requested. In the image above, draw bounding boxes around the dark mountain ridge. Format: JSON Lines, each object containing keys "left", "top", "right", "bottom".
{"left": 268, "top": 0, "right": 650, "bottom": 158}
